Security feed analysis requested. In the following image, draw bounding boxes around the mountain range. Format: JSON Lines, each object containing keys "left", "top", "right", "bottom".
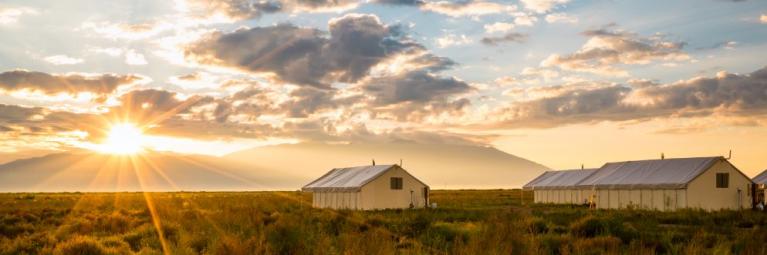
{"left": 0, "top": 142, "right": 549, "bottom": 192}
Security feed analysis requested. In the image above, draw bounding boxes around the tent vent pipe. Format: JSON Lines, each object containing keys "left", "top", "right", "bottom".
{"left": 726, "top": 150, "right": 732, "bottom": 160}
{"left": 400, "top": 159, "right": 403, "bottom": 167}
{"left": 372, "top": 159, "right": 375, "bottom": 166}
{"left": 661, "top": 153, "right": 665, "bottom": 160}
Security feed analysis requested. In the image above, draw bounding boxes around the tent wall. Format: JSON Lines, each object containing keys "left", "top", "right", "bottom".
{"left": 360, "top": 166, "right": 428, "bottom": 210}
{"left": 687, "top": 160, "right": 752, "bottom": 210}
{"left": 587, "top": 188, "right": 685, "bottom": 211}
{"left": 314, "top": 191, "right": 362, "bottom": 209}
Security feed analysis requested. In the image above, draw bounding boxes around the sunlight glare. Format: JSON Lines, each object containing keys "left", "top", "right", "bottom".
{"left": 100, "top": 123, "right": 144, "bottom": 154}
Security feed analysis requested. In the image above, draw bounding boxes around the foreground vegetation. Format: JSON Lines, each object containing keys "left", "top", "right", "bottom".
{"left": 0, "top": 190, "right": 765, "bottom": 254}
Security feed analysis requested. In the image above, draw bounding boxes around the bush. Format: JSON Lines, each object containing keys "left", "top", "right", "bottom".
{"left": 54, "top": 236, "right": 106, "bottom": 255}
{"left": 427, "top": 222, "right": 476, "bottom": 244}
{"left": 527, "top": 218, "right": 549, "bottom": 234}
{"left": 211, "top": 236, "right": 249, "bottom": 255}
{"left": 265, "top": 217, "right": 305, "bottom": 254}
{"left": 95, "top": 213, "right": 134, "bottom": 234}
{"left": 406, "top": 214, "right": 432, "bottom": 237}
{"left": 0, "top": 232, "right": 55, "bottom": 254}
{"left": 571, "top": 236, "right": 621, "bottom": 254}
{"left": 570, "top": 216, "right": 608, "bottom": 238}
{"left": 537, "top": 234, "right": 572, "bottom": 254}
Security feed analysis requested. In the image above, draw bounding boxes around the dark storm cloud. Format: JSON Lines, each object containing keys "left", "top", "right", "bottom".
{"left": 185, "top": 14, "right": 425, "bottom": 88}
{"left": 495, "top": 66, "right": 767, "bottom": 128}
{"left": 0, "top": 70, "right": 143, "bottom": 96}
{"left": 480, "top": 33, "right": 528, "bottom": 46}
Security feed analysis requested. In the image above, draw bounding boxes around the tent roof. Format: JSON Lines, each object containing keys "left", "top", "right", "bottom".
{"left": 575, "top": 157, "right": 722, "bottom": 189}
{"left": 753, "top": 169, "right": 767, "bottom": 185}
{"left": 302, "top": 164, "right": 426, "bottom": 192}
{"left": 523, "top": 169, "right": 598, "bottom": 190}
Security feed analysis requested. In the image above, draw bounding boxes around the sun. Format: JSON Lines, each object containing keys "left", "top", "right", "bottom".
{"left": 99, "top": 123, "right": 145, "bottom": 154}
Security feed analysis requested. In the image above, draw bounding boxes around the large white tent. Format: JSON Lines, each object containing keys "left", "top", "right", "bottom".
{"left": 525, "top": 157, "right": 754, "bottom": 211}
{"left": 753, "top": 169, "right": 767, "bottom": 187}
{"left": 302, "top": 164, "right": 429, "bottom": 210}
{"left": 523, "top": 169, "right": 597, "bottom": 204}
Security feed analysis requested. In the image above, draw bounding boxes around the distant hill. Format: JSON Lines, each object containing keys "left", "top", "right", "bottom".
{"left": 225, "top": 142, "right": 549, "bottom": 189}
{"left": 0, "top": 151, "right": 295, "bottom": 192}
{"left": 0, "top": 142, "right": 548, "bottom": 192}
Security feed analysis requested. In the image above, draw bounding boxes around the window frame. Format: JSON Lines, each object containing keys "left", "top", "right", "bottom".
{"left": 715, "top": 173, "right": 729, "bottom": 188}
{"left": 390, "top": 177, "right": 403, "bottom": 190}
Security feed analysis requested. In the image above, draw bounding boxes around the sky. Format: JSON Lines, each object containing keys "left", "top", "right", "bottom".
{"left": 0, "top": 0, "right": 766, "bottom": 176}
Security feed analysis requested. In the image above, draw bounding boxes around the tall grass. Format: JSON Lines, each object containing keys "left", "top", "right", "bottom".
{"left": 0, "top": 191, "right": 765, "bottom": 254}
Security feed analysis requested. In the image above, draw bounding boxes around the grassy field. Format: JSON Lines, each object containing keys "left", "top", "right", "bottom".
{"left": 1, "top": 190, "right": 766, "bottom": 255}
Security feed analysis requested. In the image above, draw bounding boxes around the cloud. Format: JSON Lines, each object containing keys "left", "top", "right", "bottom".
{"left": 280, "top": 87, "right": 339, "bottom": 118}
{"left": 493, "top": 66, "right": 767, "bottom": 128}
{"left": 0, "top": 104, "right": 44, "bottom": 123}
{"left": 375, "top": 0, "right": 426, "bottom": 5}
{"left": 520, "top": 0, "right": 570, "bottom": 13}
{"left": 545, "top": 13, "right": 577, "bottom": 23}
{"left": 182, "top": 0, "right": 359, "bottom": 21}
{"left": 0, "top": 70, "right": 144, "bottom": 96}
{"left": 435, "top": 33, "right": 472, "bottom": 48}
{"left": 696, "top": 40, "right": 737, "bottom": 51}
{"left": 125, "top": 50, "right": 148, "bottom": 65}
{"left": 43, "top": 55, "right": 84, "bottom": 65}
{"left": 80, "top": 20, "right": 173, "bottom": 40}
{"left": 761, "top": 14, "right": 767, "bottom": 23}
{"left": 363, "top": 70, "right": 471, "bottom": 105}
{"left": 541, "top": 27, "right": 689, "bottom": 76}
{"left": 373, "top": 0, "right": 518, "bottom": 17}
{"left": 185, "top": 13, "right": 425, "bottom": 88}
{"left": 89, "top": 47, "right": 124, "bottom": 57}
{"left": 484, "top": 22, "right": 514, "bottom": 33}
{"left": 514, "top": 14, "right": 537, "bottom": 26}
{"left": 0, "top": 7, "right": 37, "bottom": 25}
{"left": 420, "top": 1, "right": 517, "bottom": 17}
{"left": 481, "top": 33, "right": 528, "bottom": 46}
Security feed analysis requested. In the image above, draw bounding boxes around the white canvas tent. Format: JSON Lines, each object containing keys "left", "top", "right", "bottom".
{"left": 523, "top": 169, "right": 598, "bottom": 204}
{"left": 753, "top": 169, "right": 767, "bottom": 205}
{"left": 526, "top": 157, "right": 754, "bottom": 211}
{"left": 753, "top": 169, "right": 767, "bottom": 187}
{"left": 302, "top": 164, "right": 429, "bottom": 210}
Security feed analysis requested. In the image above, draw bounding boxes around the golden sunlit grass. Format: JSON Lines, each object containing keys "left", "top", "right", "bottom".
{"left": 97, "top": 123, "right": 145, "bottom": 155}
{"left": 1, "top": 191, "right": 767, "bottom": 254}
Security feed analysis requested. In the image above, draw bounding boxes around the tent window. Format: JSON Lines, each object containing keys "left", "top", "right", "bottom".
{"left": 716, "top": 173, "right": 729, "bottom": 188}
{"left": 390, "top": 177, "right": 403, "bottom": 190}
